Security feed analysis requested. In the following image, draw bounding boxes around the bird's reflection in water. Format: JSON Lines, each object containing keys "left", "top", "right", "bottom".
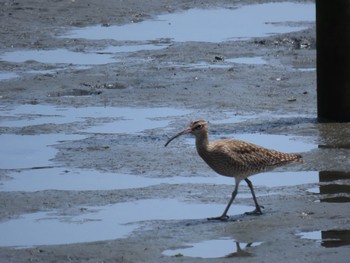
{"left": 225, "top": 242, "right": 255, "bottom": 258}
{"left": 162, "top": 238, "right": 262, "bottom": 258}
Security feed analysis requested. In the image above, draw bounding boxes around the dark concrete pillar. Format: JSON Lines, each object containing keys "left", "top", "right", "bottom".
{"left": 316, "top": 0, "right": 350, "bottom": 122}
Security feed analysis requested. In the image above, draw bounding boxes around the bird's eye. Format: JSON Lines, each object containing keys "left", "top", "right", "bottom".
{"left": 195, "top": 124, "right": 202, "bottom": 130}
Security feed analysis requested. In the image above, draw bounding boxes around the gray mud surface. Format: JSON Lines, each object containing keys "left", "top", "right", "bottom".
{"left": 0, "top": 0, "right": 350, "bottom": 262}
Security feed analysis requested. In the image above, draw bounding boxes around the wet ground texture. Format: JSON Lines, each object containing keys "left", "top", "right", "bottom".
{"left": 0, "top": 0, "right": 350, "bottom": 262}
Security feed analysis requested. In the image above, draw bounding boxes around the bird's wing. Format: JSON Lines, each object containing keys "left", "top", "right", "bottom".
{"left": 209, "top": 139, "right": 299, "bottom": 171}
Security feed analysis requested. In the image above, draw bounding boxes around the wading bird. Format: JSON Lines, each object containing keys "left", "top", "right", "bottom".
{"left": 165, "top": 120, "right": 303, "bottom": 221}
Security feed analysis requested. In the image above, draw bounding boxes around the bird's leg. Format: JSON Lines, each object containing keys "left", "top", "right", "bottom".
{"left": 208, "top": 182, "right": 239, "bottom": 221}
{"left": 245, "top": 178, "right": 263, "bottom": 215}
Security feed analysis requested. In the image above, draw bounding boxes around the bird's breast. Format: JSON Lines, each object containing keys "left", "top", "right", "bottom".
{"left": 197, "top": 148, "right": 239, "bottom": 177}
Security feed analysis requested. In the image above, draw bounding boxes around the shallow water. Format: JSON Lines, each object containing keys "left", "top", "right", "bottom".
{"left": 63, "top": 3, "right": 314, "bottom": 42}
{"left": 163, "top": 238, "right": 262, "bottom": 258}
{"left": 0, "top": 134, "right": 84, "bottom": 169}
{"left": 83, "top": 107, "right": 189, "bottom": 134}
{"left": 0, "top": 44, "right": 169, "bottom": 66}
{"left": 0, "top": 104, "right": 189, "bottom": 170}
{"left": 0, "top": 49, "right": 117, "bottom": 65}
{"left": 0, "top": 168, "right": 318, "bottom": 192}
{"left": 0, "top": 199, "right": 252, "bottom": 248}
{"left": 0, "top": 72, "right": 18, "bottom": 81}
{"left": 0, "top": 104, "right": 189, "bottom": 133}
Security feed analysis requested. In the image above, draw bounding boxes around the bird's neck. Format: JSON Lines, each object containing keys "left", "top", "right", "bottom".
{"left": 195, "top": 132, "right": 209, "bottom": 152}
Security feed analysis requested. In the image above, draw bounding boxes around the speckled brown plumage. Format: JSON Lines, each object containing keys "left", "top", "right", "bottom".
{"left": 165, "top": 119, "right": 303, "bottom": 221}
{"left": 197, "top": 137, "right": 302, "bottom": 178}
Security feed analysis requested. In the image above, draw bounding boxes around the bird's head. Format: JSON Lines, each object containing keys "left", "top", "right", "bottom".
{"left": 164, "top": 119, "right": 208, "bottom": 147}
{"left": 189, "top": 119, "right": 208, "bottom": 136}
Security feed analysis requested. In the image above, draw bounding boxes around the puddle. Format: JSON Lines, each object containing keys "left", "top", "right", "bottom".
{"left": 1, "top": 104, "right": 86, "bottom": 127}
{"left": 0, "top": 45, "right": 167, "bottom": 70}
{"left": 83, "top": 107, "right": 189, "bottom": 134}
{"left": 297, "top": 230, "right": 350, "bottom": 248}
{"left": 0, "top": 43, "right": 169, "bottom": 67}
{"left": 63, "top": 3, "right": 314, "bottom": 42}
{"left": 0, "top": 167, "right": 226, "bottom": 192}
{"left": 0, "top": 134, "right": 84, "bottom": 169}
{"left": 0, "top": 72, "right": 18, "bottom": 81}
{"left": 0, "top": 104, "right": 189, "bottom": 133}
{"left": 0, "top": 199, "right": 252, "bottom": 247}
{"left": 225, "top": 57, "right": 267, "bottom": 65}
{"left": 0, "top": 168, "right": 145, "bottom": 192}
{"left": 0, "top": 49, "right": 117, "bottom": 65}
{"left": 307, "top": 171, "right": 350, "bottom": 203}
{"left": 0, "top": 209, "right": 136, "bottom": 248}
{"left": 0, "top": 167, "right": 317, "bottom": 192}
{"left": 163, "top": 238, "right": 262, "bottom": 258}
{"left": 183, "top": 56, "right": 268, "bottom": 69}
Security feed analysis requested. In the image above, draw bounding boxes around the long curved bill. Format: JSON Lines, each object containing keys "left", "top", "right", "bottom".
{"left": 164, "top": 128, "right": 192, "bottom": 147}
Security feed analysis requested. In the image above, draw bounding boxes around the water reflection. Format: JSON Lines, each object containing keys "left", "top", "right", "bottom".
{"left": 63, "top": 3, "right": 314, "bottom": 42}
{"left": 163, "top": 238, "right": 262, "bottom": 258}
{"left": 321, "top": 230, "right": 350, "bottom": 248}
{"left": 225, "top": 242, "right": 256, "bottom": 258}
{"left": 298, "top": 230, "right": 350, "bottom": 248}
{"left": 309, "top": 171, "right": 350, "bottom": 203}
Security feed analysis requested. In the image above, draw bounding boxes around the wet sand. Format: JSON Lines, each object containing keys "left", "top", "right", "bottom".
{"left": 0, "top": 0, "right": 350, "bottom": 262}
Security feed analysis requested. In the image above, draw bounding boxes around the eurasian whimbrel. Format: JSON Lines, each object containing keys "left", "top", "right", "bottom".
{"left": 165, "top": 119, "right": 303, "bottom": 221}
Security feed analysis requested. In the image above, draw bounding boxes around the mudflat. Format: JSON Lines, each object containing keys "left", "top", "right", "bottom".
{"left": 0, "top": 0, "right": 349, "bottom": 262}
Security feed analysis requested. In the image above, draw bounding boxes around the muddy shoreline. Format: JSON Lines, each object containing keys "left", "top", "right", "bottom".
{"left": 1, "top": 0, "right": 350, "bottom": 262}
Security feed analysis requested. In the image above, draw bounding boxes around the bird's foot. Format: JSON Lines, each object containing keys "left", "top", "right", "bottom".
{"left": 207, "top": 215, "right": 229, "bottom": 221}
{"left": 245, "top": 206, "right": 264, "bottom": 216}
